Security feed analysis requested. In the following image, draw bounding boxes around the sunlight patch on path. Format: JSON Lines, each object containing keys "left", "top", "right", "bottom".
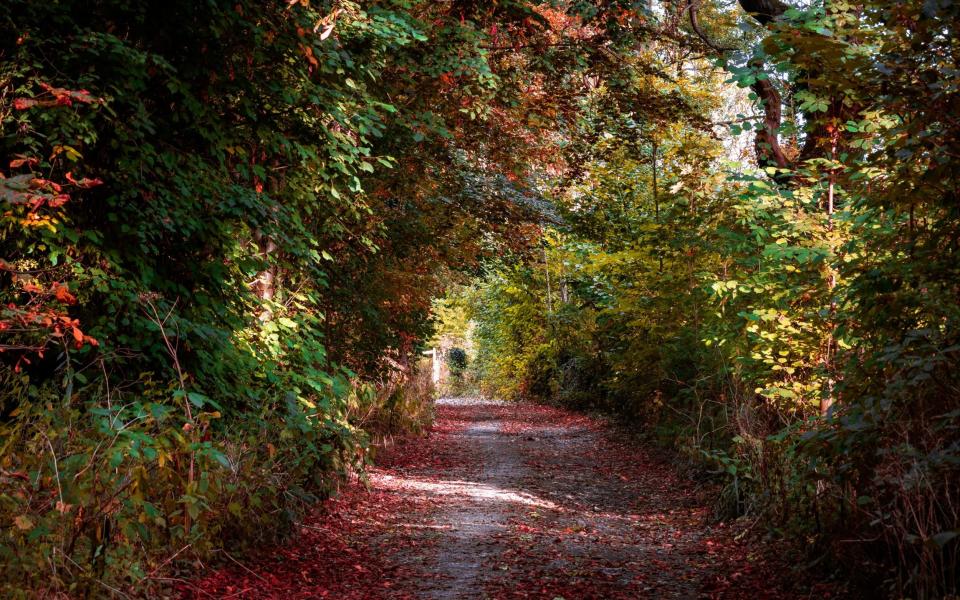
{"left": 435, "top": 396, "right": 505, "bottom": 406}
{"left": 371, "top": 473, "right": 559, "bottom": 509}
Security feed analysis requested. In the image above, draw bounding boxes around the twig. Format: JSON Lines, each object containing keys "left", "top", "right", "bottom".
{"left": 148, "top": 577, "right": 218, "bottom": 598}
{"left": 218, "top": 549, "right": 269, "bottom": 583}
{"left": 56, "top": 549, "right": 134, "bottom": 599}
{"left": 42, "top": 433, "right": 64, "bottom": 509}
{"left": 140, "top": 295, "right": 198, "bottom": 533}
{"left": 147, "top": 543, "right": 192, "bottom": 577}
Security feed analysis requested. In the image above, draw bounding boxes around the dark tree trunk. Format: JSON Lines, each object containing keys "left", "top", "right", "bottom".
{"left": 737, "top": 1, "right": 793, "bottom": 174}
{"left": 751, "top": 72, "right": 791, "bottom": 173}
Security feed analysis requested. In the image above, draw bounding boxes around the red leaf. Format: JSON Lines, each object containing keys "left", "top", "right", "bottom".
{"left": 65, "top": 171, "right": 104, "bottom": 188}
{"left": 31, "top": 178, "right": 62, "bottom": 192}
{"left": 54, "top": 285, "right": 77, "bottom": 305}
{"left": 48, "top": 194, "right": 70, "bottom": 208}
{"left": 37, "top": 83, "right": 101, "bottom": 106}
{"left": 13, "top": 98, "right": 38, "bottom": 110}
{"left": 9, "top": 156, "right": 40, "bottom": 169}
{"left": 67, "top": 89, "right": 98, "bottom": 104}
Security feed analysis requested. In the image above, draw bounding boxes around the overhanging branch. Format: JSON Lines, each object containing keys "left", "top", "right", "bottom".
{"left": 737, "top": 0, "right": 790, "bottom": 25}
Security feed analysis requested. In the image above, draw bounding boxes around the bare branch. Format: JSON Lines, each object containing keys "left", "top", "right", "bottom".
{"left": 688, "top": 1, "right": 735, "bottom": 53}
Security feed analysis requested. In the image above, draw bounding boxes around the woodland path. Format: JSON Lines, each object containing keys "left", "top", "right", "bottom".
{"left": 182, "top": 399, "right": 815, "bottom": 599}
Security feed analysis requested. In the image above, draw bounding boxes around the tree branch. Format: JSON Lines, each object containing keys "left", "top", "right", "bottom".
{"left": 737, "top": 0, "right": 790, "bottom": 25}
{"left": 688, "top": 1, "right": 734, "bottom": 53}
{"left": 736, "top": 1, "right": 794, "bottom": 175}
{"left": 751, "top": 70, "right": 791, "bottom": 172}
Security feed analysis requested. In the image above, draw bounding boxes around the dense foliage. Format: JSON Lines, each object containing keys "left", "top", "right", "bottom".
{"left": 1, "top": 0, "right": 957, "bottom": 597}
{"left": 0, "top": 0, "right": 567, "bottom": 594}
{"left": 457, "top": 1, "right": 960, "bottom": 597}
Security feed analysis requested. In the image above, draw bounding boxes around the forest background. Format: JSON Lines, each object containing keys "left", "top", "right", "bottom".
{"left": 1, "top": 0, "right": 957, "bottom": 597}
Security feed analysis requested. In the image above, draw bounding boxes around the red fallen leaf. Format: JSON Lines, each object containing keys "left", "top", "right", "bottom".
{"left": 72, "top": 326, "right": 83, "bottom": 343}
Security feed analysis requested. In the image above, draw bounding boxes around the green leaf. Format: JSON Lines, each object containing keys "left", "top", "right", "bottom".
{"left": 187, "top": 392, "right": 209, "bottom": 408}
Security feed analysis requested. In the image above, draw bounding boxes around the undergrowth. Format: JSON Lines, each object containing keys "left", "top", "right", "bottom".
{"left": 0, "top": 360, "right": 435, "bottom": 598}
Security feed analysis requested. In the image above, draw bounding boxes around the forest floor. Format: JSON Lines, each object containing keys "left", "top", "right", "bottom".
{"left": 181, "top": 398, "right": 838, "bottom": 599}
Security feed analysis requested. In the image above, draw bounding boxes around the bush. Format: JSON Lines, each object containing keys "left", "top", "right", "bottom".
{"left": 0, "top": 375, "right": 364, "bottom": 597}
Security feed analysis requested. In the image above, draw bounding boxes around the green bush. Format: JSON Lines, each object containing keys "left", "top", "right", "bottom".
{"left": 0, "top": 374, "right": 364, "bottom": 597}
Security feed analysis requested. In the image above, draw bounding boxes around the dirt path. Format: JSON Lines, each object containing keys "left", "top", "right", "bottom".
{"left": 182, "top": 399, "right": 813, "bottom": 599}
